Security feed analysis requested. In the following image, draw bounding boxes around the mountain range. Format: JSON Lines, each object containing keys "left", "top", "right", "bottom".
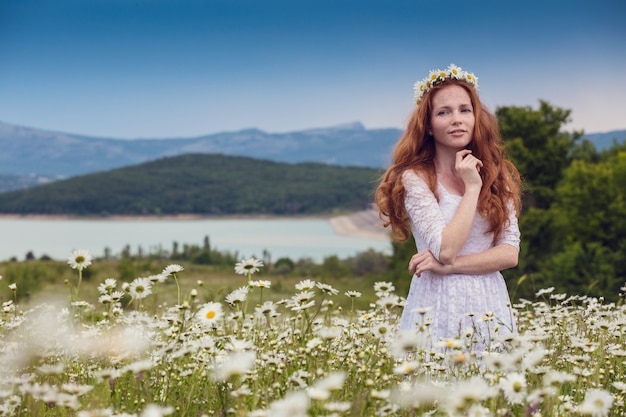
{"left": 0, "top": 120, "right": 624, "bottom": 192}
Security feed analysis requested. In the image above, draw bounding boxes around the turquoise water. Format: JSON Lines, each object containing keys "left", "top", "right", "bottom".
{"left": 1, "top": 217, "right": 391, "bottom": 262}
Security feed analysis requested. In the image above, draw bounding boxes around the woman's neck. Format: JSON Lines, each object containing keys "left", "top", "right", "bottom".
{"left": 433, "top": 150, "right": 457, "bottom": 176}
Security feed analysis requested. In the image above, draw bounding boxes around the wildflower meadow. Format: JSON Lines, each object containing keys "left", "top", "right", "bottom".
{"left": 0, "top": 249, "right": 624, "bottom": 417}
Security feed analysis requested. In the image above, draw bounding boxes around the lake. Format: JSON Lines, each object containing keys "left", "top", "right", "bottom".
{"left": 0, "top": 217, "right": 392, "bottom": 262}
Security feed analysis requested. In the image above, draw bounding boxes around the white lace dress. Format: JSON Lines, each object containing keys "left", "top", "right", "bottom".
{"left": 399, "top": 169, "right": 519, "bottom": 349}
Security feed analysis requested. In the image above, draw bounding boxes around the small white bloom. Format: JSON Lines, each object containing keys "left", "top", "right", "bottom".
{"left": 129, "top": 277, "right": 153, "bottom": 300}
{"left": 316, "top": 282, "right": 338, "bottom": 295}
{"left": 373, "top": 281, "right": 395, "bottom": 293}
{"left": 313, "top": 371, "right": 346, "bottom": 392}
{"left": 250, "top": 279, "right": 272, "bottom": 288}
{"left": 196, "top": 302, "right": 223, "bottom": 327}
{"left": 268, "top": 391, "right": 310, "bottom": 417}
{"left": 225, "top": 287, "right": 249, "bottom": 306}
{"left": 579, "top": 389, "right": 614, "bottom": 417}
{"left": 213, "top": 351, "right": 256, "bottom": 381}
{"left": 140, "top": 404, "right": 175, "bottom": 417}
{"left": 500, "top": 372, "right": 527, "bottom": 404}
{"left": 234, "top": 257, "right": 263, "bottom": 275}
{"left": 535, "top": 287, "right": 555, "bottom": 297}
{"left": 147, "top": 274, "right": 167, "bottom": 283}
{"left": 295, "top": 279, "right": 316, "bottom": 291}
{"left": 67, "top": 249, "right": 93, "bottom": 270}
{"left": 98, "top": 278, "right": 117, "bottom": 294}
{"left": 161, "top": 264, "right": 184, "bottom": 276}
{"left": 254, "top": 301, "right": 278, "bottom": 318}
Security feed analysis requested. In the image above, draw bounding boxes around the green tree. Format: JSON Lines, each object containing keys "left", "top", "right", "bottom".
{"left": 497, "top": 101, "right": 580, "bottom": 209}
{"left": 537, "top": 151, "right": 626, "bottom": 299}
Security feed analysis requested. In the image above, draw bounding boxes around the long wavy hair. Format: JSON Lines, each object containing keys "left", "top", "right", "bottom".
{"left": 374, "top": 79, "right": 522, "bottom": 242}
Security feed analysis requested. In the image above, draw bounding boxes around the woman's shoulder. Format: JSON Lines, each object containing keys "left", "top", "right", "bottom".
{"left": 401, "top": 167, "right": 428, "bottom": 184}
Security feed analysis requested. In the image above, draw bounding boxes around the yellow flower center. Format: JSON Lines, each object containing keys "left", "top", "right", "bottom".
{"left": 206, "top": 311, "right": 216, "bottom": 319}
{"left": 76, "top": 256, "right": 85, "bottom": 263}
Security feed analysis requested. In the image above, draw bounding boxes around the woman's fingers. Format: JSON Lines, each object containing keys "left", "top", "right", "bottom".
{"left": 408, "top": 250, "right": 434, "bottom": 277}
{"left": 456, "top": 150, "right": 483, "bottom": 187}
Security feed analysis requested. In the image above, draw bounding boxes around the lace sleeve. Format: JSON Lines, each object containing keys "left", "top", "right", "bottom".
{"left": 495, "top": 200, "right": 521, "bottom": 250}
{"left": 402, "top": 170, "right": 446, "bottom": 259}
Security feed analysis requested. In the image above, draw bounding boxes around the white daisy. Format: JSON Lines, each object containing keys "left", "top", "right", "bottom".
{"left": 393, "top": 361, "right": 418, "bottom": 375}
{"left": 213, "top": 351, "right": 256, "bottom": 381}
{"left": 234, "top": 257, "right": 264, "bottom": 275}
{"left": 295, "top": 279, "right": 316, "bottom": 291}
{"left": 578, "top": 389, "right": 613, "bottom": 417}
{"left": 448, "top": 64, "right": 463, "bottom": 79}
{"left": 324, "top": 401, "right": 351, "bottom": 412}
{"left": 147, "top": 274, "right": 167, "bottom": 283}
{"left": 314, "top": 371, "right": 346, "bottom": 392}
{"left": 291, "top": 300, "right": 315, "bottom": 312}
{"left": 129, "top": 277, "right": 153, "bottom": 300}
{"left": 225, "top": 287, "right": 249, "bottom": 306}
{"left": 466, "top": 404, "right": 491, "bottom": 417}
{"left": 268, "top": 391, "right": 310, "bottom": 417}
{"left": 98, "top": 294, "right": 113, "bottom": 304}
{"left": 292, "top": 290, "right": 315, "bottom": 304}
{"left": 254, "top": 301, "right": 278, "bottom": 318}
{"left": 250, "top": 279, "right": 272, "bottom": 288}
{"left": 535, "top": 287, "right": 555, "bottom": 297}
{"left": 316, "top": 282, "right": 338, "bottom": 295}
{"left": 500, "top": 372, "right": 527, "bottom": 404}
{"left": 373, "top": 281, "right": 395, "bottom": 293}
{"left": 140, "top": 404, "right": 175, "bottom": 417}
{"left": 161, "top": 264, "right": 184, "bottom": 276}
{"left": 196, "top": 302, "right": 223, "bottom": 327}
{"left": 344, "top": 290, "right": 361, "bottom": 298}
{"left": 390, "top": 330, "right": 428, "bottom": 356}
{"left": 98, "top": 278, "right": 117, "bottom": 294}
{"left": 67, "top": 249, "right": 93, "bottom": 270}
{"left": 110, "top": 290, "right": 126, "bottom": 301}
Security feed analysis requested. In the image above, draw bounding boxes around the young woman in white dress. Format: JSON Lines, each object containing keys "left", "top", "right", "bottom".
{"left": 375, "top": 64, "right": 522, "bottom": 351}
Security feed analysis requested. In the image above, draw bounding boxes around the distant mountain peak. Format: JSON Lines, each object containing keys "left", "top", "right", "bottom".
{"left": 299, "top": 121, "right": 366, "bottom": 134}
{"left": 329, "top": 121, "right": 365, "bottom": 130}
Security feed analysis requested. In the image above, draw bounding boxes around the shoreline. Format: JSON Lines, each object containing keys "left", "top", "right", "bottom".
{"left": 329, "top": 208, "right": 390, "bottom": 241}
{"left": 0, "top": 210, "right": 391, "bottom": 241}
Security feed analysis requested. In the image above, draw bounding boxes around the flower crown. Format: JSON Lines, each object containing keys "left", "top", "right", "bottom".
{"left": 413, "top": 64, "right": 479, "bottom": 105}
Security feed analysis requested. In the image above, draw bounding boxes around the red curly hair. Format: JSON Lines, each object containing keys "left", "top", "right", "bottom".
{"left": 374, "top": 79, "right": 522, "bottom": 242}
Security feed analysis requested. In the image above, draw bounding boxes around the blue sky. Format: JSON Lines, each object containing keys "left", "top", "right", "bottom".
{"left": 1, "top": 0, "right": 625, "bottom": 139}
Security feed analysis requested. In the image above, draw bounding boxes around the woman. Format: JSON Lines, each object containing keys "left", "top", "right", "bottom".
{"left": 375, "top": 64, "right": 522, "bottom": 350}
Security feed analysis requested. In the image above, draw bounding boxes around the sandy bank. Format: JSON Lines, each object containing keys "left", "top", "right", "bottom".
{"left": 329, "top": 208, "right": 390, "bottom": 241}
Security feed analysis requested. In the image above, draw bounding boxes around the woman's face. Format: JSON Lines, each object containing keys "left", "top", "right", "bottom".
{"left": 429, "top": 84, "right": 475, "bottom": 152}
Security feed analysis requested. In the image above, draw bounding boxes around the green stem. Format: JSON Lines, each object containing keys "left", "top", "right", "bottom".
{"left": 173, "top": 273, "right": 181, "bottom": 305}
{"left": 74, "top": 268, "right": 83, "bottom": 300}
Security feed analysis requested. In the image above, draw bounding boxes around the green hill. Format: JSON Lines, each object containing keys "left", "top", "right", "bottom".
{"left": 0, "top": 154, "right": 383, "bottom": 216}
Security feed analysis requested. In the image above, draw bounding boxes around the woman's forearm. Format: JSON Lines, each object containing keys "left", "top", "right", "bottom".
{"left": 448, "top": 244, "right": 519, "bottom": 275}
{"left": 439, "top": 187, "right": 480, "bottom": 264}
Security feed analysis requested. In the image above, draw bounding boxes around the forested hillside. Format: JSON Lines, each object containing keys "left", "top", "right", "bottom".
{"left": 0, "top": 154, "right": 382, "bottom": 215}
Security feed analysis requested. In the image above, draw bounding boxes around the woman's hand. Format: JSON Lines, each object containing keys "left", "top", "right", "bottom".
{"left": 455, "top": 149, "right": 483, "bottom": 190}
{"left": 408, "top": 250, "right": 451, "bottom": 277}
